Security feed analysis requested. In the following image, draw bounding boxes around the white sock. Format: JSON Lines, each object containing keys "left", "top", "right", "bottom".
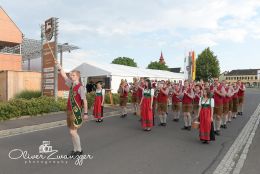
{"left": 74, "top": 133, "right": 82, "bottom": 152}
{"left": 183, "top": 115, "right": 188, "bottom": 127}
{"left": 159, "top": 114, "right": 163, "bottom": 123}
{"left": 216, "top": 120, "right": 221, "bottom": 130}
{"left": 187, "top": 114, "right": 192, "bottom": 126}
{"left": 71, "top": 136, "right": 77, "bottom": 152}
{"left": 163, "top": 114, "right": 167, "bottom": 123}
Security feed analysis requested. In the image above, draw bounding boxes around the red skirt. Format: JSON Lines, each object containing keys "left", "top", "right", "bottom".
{"left": 93, "top": 96, "right": 102, "bottom": 119}
{"left": 141, "top": 97, "right": 153, "bottom": 128}
{"left": 199, "top": 107, "right": 211, "bottom": 141}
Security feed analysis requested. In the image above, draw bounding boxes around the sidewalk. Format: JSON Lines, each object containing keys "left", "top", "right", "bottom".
{"left": 0, "top": 104, "right": 134, "bottom": 138}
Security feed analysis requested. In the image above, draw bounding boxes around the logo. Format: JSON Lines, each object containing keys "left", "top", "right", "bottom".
{"left": 8, "top": 141, "right": 94, "bottom": 166}
{"left": 45, "top": 18, "right": 54, "bottom": 41}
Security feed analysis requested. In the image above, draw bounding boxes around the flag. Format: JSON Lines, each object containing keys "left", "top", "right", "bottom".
{"left": 192, "top": 51, "right": 196, "bottom": 80}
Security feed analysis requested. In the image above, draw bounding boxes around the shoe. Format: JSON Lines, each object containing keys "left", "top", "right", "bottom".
{"left": 159, "top": 123, "right": 163, "bottom": 126}
{"left": 187, "top": 126, "right": 191, "bottom": 131}
{"left": 74, "top": 151, "right": 83, "bottom": 158}
{"left": 67, "top": 151, "right": 76, "bottom": 158}
{"left": 134, "top": 112, "right": 137, "bottom": 115}
{"left": 223, "top": 124, "right": 227, "bottom": 129}
{"left": 162, "top": 123, "right": 167, "bottom": 126}
{"left": 220, "top": 125, "right": 224, "bottom": 128}
{"left": 182, "top": 126, "right": 188, "bottom": 130}
{"left": 240, "top": 112, "right": 243, "bottom": 115}
{"left": 215, "top": 130, "right": 220, "bottom": 136}
{"left": 237, "top": 112, "right": 240, "bottom": 115}
{"left": 175, "top": 119, "right": 179, "bottom": 122}
{"left": 202, "top": 141, "right": 209, "bottom": 144}
{"left": 227, "top": 120, "right": 231, "bottom": 123}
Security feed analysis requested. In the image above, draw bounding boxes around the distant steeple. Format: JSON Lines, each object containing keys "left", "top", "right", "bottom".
{"left": 159, "top": 51, "right": 165, "bottom": 64}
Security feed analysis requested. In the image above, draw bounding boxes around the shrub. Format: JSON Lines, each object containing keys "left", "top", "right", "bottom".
{"left": 0, "top": 96, "right": 67, "bottom": 121}
{"left": 15, "top": 90, "right": 41, "bottom": 99}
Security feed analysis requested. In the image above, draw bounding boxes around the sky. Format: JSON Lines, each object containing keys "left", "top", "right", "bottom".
{"left": 1, "top": 0, "right": 260, "bottom": 72}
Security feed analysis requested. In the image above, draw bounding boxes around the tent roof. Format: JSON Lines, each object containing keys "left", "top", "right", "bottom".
{"left": 74, "top": 61, "right": 184, "bottom": 80}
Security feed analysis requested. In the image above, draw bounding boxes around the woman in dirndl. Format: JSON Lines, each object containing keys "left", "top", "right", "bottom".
{"left": 93, "top": 81, "right": 105, "bottom": 122}
{"left": 198, "top": 88, "right": 214, "bottom": 144}
{"left": 139, "top": 79, "right": 154, "bottom": 131}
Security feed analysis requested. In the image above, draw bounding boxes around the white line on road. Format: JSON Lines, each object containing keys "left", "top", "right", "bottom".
{"left": 0, "top": 109, "right": 134, "bottom": 139}
{"left": 213, "top": 103, "right": 260, "bottom": 174}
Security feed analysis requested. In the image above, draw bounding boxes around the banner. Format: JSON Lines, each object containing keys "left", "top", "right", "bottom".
{"left": 42, "top": 42, "right": 56, "bottom": 96}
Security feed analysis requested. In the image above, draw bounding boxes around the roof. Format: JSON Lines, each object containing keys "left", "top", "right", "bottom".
{"left": 21, "top": 38, "right": 79, "bottom": 60}
{"left": 225, "top": 69, "right": 260, "bottom": 76}
{"left": 169, "top": 67, "right": 181, "bottom": 73}
{"left": 0, "top": 6, "right": 23, "bottom": 43}
{"left": 73, "top": 61, "right": 184, "bottom": 80}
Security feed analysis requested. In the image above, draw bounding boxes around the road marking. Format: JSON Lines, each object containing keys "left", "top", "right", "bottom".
{"left": 213, "top": 103, "right": 260, "bottom": 174}
{"left": 0, "top": 109, "right": 134, "bottom": 139}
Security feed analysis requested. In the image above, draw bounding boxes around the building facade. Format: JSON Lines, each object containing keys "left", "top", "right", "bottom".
{"left": 221, "top": 69, "right": 260, "bottom": 87}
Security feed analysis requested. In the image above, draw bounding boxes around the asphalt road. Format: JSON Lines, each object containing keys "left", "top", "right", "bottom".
{"left": 0, "top": 89, "right": 260, "bottom": 174}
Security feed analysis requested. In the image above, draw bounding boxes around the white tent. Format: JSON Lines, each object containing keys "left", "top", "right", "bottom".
{"left": 73, "top": 61, "right": 185, "bottom": 93}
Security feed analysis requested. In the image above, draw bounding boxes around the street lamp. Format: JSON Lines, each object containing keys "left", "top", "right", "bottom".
{"left": 58, "top": 43, "right": 69, "bottom": 67}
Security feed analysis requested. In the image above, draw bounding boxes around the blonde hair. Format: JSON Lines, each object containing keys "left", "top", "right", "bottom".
{"left": 70, "top": 70, "right": 80, "bottom": 77}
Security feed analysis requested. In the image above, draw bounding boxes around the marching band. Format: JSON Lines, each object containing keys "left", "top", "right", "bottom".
{"left": 117, "top": 77, "right": 246, "bottom": 144}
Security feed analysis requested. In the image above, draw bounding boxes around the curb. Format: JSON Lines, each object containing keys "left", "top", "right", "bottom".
{"left": 0, "top": 108, "right": 134, "bottom": 139}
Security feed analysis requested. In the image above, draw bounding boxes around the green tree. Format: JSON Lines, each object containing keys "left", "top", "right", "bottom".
{"left": 196, "top": 47, "right": 220, "bottom": 81}
{"left": 112, "top": 57, "right": 137, "bottom": 67}
{"left": 147, "top": 61, "right": 169, "bottom": 71}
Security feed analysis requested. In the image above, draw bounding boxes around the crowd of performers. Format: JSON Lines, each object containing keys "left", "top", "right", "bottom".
{"left": 57, "top": 59, "right": 246, "bottom": 158}
{"left": 93, "top": 77, "right": 245, "bottom": 144}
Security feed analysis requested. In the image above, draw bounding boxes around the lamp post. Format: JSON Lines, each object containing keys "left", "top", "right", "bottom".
{"left": 58, "top": 43, "right": 69, "bottom": 67}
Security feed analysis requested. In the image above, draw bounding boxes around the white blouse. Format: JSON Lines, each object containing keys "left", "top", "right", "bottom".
{"left": 199, "top": 97, "right": 215, "bottom": 108}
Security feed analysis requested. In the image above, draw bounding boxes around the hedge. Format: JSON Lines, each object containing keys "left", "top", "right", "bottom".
{"left": 0, "top": 92, "right": 132, "bottom": 121}
{"left": 0, "top": 96, "right": 66, "bottom": 121}
{"left": 15, "top": 90, "right": 42, "bottom": 99}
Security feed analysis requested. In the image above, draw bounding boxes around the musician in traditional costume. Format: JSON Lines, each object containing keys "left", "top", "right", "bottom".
{"left": 221, "top": 80, "right": 229, "bottom": 129}
{"left": 130, "top": 77, "right": 139, "bottom": 115}
{"left": 157, "top": 81, "right": 169, "bottom": 126}
{"left": 139, "top": 79, "right": 154, "bottom": 131}
{"left": 198, "top": 88, "right": 214, "bottom": 144}
{"left": 118, "top": 79, "right": 129, "bottom": 118}
{"left": 212, "top": 78, "right": 226, "bottom": 136}
{"left": 93, "top": 81, "right": 105, "bottom": 122}
{"left": 172, "top": 84, "right": 182, "bottom": 122}
{"left": 56, "top": 62, "right": 88, "bottom": 158}
{"left": 193, "top": 84, "right": 201, "bottom": 122}
{"left": 227, "top": 83, "right": 234, "bottom": 123}
{"left": 232, "top": 83, "right": 239, "bottom": 119}
{"left": 237, "top": 80, "right": 246, "bottom": 115}
{"left": 181, "top": 81, "right": 194, "bottom": 131}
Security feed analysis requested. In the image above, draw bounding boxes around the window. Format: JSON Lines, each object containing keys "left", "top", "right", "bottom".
{"left": 256, "top": 76, "right": 258, "bottom": 80}
{"left": 251, "top": 77, "right": 253, "bottom": 80}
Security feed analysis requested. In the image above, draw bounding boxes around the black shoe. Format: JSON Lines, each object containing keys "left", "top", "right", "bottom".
{"left": 74, "top": 151, "right": 83, "bottom": 158}
{"left": 220, "top": 125, "right": 224, "bottom": 128}
{"left": 187, "top": 126, "right": 191, "bottom": 131}
{"left": 175, "top": 119, "right": 179, "bottom": 122}
{"left": 162, "top": 123, "right": 167, "bottom": 126}
{"left": 159, "top": 123, "right": 163, "bottom": 126}
{"left": 223, "top": 124, "right": 227, "bottom": 129}
{"left": 134, "top": 112, "right": 137, "bottom": 115}
{"left": 227, "top": 120, "right": 231, "bottom": 123}
{"left": 237, "top": 112, "right": 240, "bottom": 115}
{"left": 240, "top": 112, "right": 243, "bottom": 115}
{"left": 67, "top": 151, "right": 76, "bottom": 158}
{"left": 182, "top": 126, "right": 188, "bottom": 130}
{"left": 215, "top": 130, "right": 220, "bottom": 136}
{"left": 202, "top": 141, "right": 209, "bottom": 144}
